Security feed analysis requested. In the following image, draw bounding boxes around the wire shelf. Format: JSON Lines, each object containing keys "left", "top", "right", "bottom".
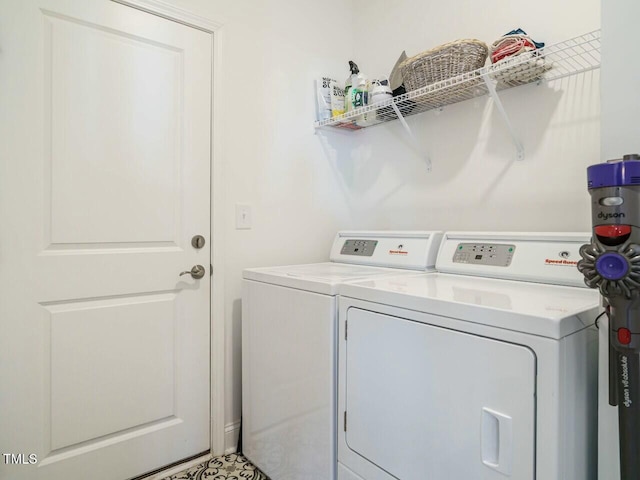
{"left": 315, "top": 30, "right": 601, "bottom": 131}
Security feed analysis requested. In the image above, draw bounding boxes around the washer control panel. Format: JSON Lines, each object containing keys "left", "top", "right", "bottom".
{"left": 340, "top": 239, "right": 378, "bottom": 257}
{"left": 453, "top": 243, "right": 515, "bottom": 266}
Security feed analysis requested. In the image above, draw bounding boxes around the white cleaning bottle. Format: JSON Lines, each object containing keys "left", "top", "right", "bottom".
{"left": 345, "top": 61, "right": 359, "bottom": 112}
{"left": 352, "top": 75, "right": 368, "bottom": 109}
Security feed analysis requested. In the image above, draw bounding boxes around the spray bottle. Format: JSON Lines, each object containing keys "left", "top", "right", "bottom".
{"left": 578, "top": 153, "right": 640, "bottom": 480}
{"left": 345, "top": 61, "right": 360, "bottom": 112}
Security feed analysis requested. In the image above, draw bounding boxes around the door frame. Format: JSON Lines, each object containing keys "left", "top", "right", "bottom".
{"left": 112, "top": 0, "right": 226, "bottom": 457}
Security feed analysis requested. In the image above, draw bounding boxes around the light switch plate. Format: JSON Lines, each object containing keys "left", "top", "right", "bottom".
{"left": 235, "top": 204, "right": 252, "bottom": 229}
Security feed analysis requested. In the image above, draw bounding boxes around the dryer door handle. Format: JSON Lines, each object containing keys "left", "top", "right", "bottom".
{"left": 481, "top": 407, "right": 513, "bottom": 476}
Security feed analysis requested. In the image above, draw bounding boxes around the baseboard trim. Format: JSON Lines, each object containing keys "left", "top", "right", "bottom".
{"left": 224, "top": 421, "right": 241, "bottom": 454}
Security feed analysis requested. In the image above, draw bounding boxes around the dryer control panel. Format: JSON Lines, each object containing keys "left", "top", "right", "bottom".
{"left": 453, "top": 243, "right": 515, "bottom": 267}
{"left": 436, "top": 232, "right": 590, "bottom": 288}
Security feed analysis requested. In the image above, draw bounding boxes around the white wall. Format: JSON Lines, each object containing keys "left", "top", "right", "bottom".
{"left": 336, "top": 0, "right": 600, "bottom": 232}
{"left": 171, "top": 0, "right": 601, "bottom": 451}
{"left": 601, "top": 0, "right": 640, "bottom": 160}
{"left": 599, "top": 1, "right": 640, "bottom": 478}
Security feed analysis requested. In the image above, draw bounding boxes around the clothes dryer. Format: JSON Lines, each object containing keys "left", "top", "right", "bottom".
{"left": 242, "top": 231, "right": 443, "bottom": 480}
{"left": 337, "top": 232, "right": 600, "bottom": 480}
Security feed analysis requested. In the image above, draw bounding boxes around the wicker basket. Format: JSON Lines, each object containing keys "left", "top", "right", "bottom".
{"left": 400, "top": 39, "right": 489, "bottom": 91}
{"left": 489, "top": 51, "right": 552, "bottom": 87}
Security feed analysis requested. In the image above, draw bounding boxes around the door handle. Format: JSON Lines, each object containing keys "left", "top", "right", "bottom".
{"left": 481, "top": 407, "right": 513, "bottom": 476}
{"left": 179, "top": 265, "right": 206, "bottom": 279}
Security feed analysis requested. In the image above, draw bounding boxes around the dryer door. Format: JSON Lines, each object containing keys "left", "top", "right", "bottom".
{"left": 344, "top": 308, "right": 536, "bottom": 480}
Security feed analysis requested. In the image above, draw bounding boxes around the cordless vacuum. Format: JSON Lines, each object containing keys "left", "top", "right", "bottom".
{"left": 578, "top": 153, "right": 640, "bottom": 479}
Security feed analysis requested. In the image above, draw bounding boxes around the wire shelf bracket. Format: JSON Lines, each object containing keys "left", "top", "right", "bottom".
{"left": 482, "top": 75, "right": 525, "bottom": 161}
{"left": 390, "top": 102, "right": 432, "bottom": 171}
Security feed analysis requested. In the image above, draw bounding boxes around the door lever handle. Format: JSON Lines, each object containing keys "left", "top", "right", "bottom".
{"left": 179, "top": 265, "right": 206, "bottom": 279}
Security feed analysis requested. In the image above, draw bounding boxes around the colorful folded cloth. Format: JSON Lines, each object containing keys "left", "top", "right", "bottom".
{"left": 490, "top": 28, "right": 545, "bottom": 64}
{"left": 502, "top": 28, "right": 544, "bottom": 48}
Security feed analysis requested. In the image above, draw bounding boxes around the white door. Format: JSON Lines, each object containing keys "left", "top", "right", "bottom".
{"left": 0, "top": 1, "right": 212, "bottom": 479}
{"left": 344, "top": 309, "right": 536, "bottom": 480}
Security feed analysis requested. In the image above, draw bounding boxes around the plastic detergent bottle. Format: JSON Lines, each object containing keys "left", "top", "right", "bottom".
{"left": 352, "top": 75, "right": 368, "bottom": 109}
{"left": 345, "top": 61, "right": 359, "bottom": 112}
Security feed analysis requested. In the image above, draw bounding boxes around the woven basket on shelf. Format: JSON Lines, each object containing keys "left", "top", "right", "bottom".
{"left": 489, "top": 51, "right": 552, "bottom": 87}
{"left": 400, "top": 39, "right": 489, "bottom": 91}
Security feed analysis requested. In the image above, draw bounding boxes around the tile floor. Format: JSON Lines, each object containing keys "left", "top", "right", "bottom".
{"left": 162, "top": 453, "right": 268, "bottom": 480}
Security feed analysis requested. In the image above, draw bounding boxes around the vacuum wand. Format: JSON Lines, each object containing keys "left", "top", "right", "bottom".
{"left": 606, "top": 295, "right": 640, "bottom": 478}
{"left": 578, "top": 153, "right": 640, "bottom": 479}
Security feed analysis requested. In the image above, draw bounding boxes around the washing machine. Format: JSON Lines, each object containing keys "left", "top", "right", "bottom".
{"left": 337, "top": 232, "right": 601, "bottom": 480}
{"left": 241, "top": 231, "right": 444, "bottom": 480}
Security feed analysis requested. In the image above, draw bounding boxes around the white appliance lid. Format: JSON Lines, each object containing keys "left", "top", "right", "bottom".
{"left": 251, "top": 262, "right": 407, "bottom": 281}
{"left": 339, "top": 273, "right": 600, "bottom": 339}
{"left": 243, "top": 231, "right": 444, "bottom": 294}
{"left": 243, "top": 262, "right": 423, "bottom": 295}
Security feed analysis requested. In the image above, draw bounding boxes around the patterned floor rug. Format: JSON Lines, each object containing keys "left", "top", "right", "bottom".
{"left": 162, "top": 453, "right": 268, "bottom": 480}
